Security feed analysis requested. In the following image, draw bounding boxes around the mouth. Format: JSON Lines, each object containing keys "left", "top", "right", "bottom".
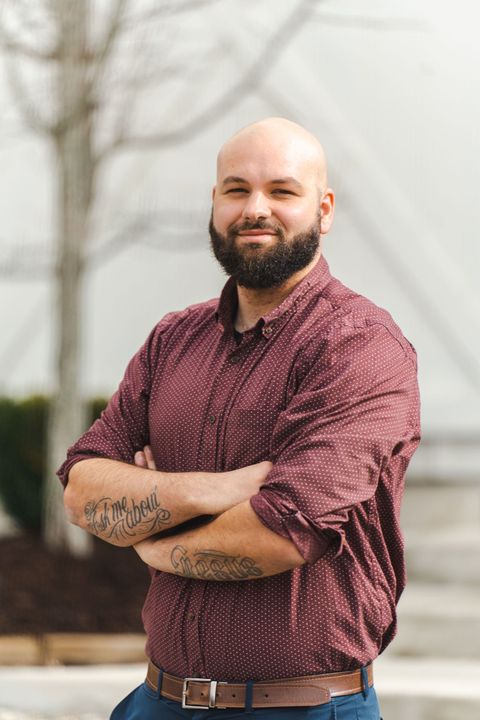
{"left": 237, "top": 230, "right": 277, "bottom": 243}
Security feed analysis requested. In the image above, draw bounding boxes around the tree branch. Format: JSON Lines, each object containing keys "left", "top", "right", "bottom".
{"left": 0, "top": 0, "right": 59, "bottom": 59}
{"left": 311, "top": 11, "right": 427, "bottom": 32}
{"left": 13, "top": 0, "right": 48, "bottom": 35}
{"left": 0, "top": 32, "right": 57, "bottom": 60}
{"left": 97, "top": 0, "right": 316, "bottom": 163}
{"left": 0, "top": 37, "right": 53, "bottom": 133}
{"left": 89, "top": 0, "right": 128, "bottom": 86}
{"left": 90, "top": 211, "right": 206, "bottom": 265}
{"left": 0, "top": 1, "right": 57, "bottom": 131}
{"left": 48, "top": 0, "right": 128, "bottom": 137}
{"left": 103, "top": 39, "right": 225, "bottom": 161}
{"left": 122, "top": 0, "right": 227, "bottom": 27}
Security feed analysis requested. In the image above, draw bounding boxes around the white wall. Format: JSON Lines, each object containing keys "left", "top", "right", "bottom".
{"left": 1, "top": 0, "right": 479, "bottom": 439}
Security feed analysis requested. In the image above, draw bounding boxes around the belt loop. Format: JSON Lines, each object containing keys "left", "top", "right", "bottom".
{"left": 361, "top": 666, "right": 370, "bottom": 699}
{"left": 331, "top": 701, "right": 338, "bottom": 720}
{"left": 155, "top": 668, "right": 163, "bottom": 699}
{"left": 244, "top": 679, "right": 254, "bottom": 714}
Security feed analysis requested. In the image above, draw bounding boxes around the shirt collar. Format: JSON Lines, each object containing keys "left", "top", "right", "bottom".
{"left": 215, "top": 255, "right": 332, "bottom": 337}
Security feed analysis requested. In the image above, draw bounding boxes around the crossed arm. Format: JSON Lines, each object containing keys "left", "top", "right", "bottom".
{"left": 64, "top": 447, "right": 305, "bottom": 578}
{"left": 134, "top": 498, "right": 304, "bottom": 580}
{"left": 64, "top": 323, "right": 414, "bottom": 581}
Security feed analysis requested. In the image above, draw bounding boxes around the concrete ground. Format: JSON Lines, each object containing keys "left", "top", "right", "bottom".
{"left": 1, "top": 658, "right": 480, "bottom": 720}
{"left": 0, "top": 664, "right": 144, "bottom": 719}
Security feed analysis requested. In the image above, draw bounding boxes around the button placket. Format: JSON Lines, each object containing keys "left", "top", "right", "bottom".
{"left": 185, "top": 584, "right": 205, "bottom": 676}
{"left": 198, "top": 339, "right": 244, "bottom": 471}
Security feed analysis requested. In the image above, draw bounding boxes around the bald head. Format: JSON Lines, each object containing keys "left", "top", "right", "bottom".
{"left": 212, "top": 117, "right": 335, "bottom": 255}
{"left": 217, "top": 117, "right": 328, "bottom": 190}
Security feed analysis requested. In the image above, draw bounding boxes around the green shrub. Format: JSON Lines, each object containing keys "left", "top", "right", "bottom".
{"left": 88, "top": 396, "right": 108, "bottom": 425}
{"left": 0, "top": 396, "right": 108, "bottom": 533}
{"left": 0, "top": 396, "right": 47, "bottom": 533}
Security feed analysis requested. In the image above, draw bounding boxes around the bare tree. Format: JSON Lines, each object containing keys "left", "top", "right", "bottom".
{"left": 0, "top": 0, "right": 316, "bottom": 555}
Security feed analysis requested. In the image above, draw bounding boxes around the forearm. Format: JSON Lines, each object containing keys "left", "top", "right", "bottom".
{"left": 64, "top": 458, "right": 271, "bottom": 548}
{"left": 64, "top": 458, "right": 215, "bottom": 546}
{"left": 134, "top": 499, "right": 305, "bottom": 580}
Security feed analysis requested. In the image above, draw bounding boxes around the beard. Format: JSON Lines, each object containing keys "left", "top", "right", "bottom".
{"left": 209, "top": 211, "right": 321, "bottom": 289}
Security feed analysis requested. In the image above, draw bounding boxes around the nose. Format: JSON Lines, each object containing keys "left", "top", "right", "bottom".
{"left": 241, "top": 191, "right": 271, "bottom": 221}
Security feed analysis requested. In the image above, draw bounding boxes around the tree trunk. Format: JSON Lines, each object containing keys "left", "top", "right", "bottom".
{"left": 43, "top": 1, "right": 94, "bottom": 556}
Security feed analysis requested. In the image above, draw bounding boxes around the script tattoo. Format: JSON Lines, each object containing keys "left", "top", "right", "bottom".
{"left": 170, "top": 545, "right": 263, "bottom": 581}
{"left": 84, "top": 487, "right": 171, "bottom": 541}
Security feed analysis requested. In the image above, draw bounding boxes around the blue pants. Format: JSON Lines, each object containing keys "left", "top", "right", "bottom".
{"left": 110, "top": 680, "right": 382, "bottom": 720}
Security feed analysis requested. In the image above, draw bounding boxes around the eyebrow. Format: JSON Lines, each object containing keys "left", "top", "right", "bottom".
{"left": 270, "top": 177, "right": 304, "bottom": 190}
{"left": 222, "top": 176, "right": 249, "bottom": 186}
{"left": 221, "top": 175, "right": 304, "bottom": 189}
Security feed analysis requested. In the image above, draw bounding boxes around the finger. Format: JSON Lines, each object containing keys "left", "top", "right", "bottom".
{"left": 134, "top": 451, "right": 147, "bottom": 468}
{"left": 144, "top": 445, "right": 157, "bottom": 470}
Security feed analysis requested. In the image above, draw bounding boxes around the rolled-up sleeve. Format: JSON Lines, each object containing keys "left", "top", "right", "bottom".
{"left": 56, "top": 318, "right": 168, "bottom": 486}
{"left": 250, "top": 319, "right": 419, "bottom": 564}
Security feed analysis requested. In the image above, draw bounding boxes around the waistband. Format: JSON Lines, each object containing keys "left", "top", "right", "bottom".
{"left": 145, "top": 660, "right": 374, "bottom": 709}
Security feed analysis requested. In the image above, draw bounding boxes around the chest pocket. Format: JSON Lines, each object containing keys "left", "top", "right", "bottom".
{"left": 221, "top": 402, "right": 284, "bottom": 470}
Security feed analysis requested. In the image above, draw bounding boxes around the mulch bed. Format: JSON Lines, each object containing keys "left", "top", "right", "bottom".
{"left": 0, "top": 534, "right": 150, "bottom": 634}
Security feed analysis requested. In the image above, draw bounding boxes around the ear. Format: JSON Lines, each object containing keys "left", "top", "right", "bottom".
{"left": 320, "top": 188, "right": 335, "bottom": 235}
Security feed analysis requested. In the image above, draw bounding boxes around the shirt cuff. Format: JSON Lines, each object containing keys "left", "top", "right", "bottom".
{"left": 56, "top": 451, "right": 115, "bottom": 487}
{"left": 250, "top": 489, "right": 344, "bottom": 564}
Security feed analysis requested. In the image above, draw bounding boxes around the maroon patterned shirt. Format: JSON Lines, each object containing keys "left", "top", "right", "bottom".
{"left": 58, "top": 255, "right": 420, "bottom": 681}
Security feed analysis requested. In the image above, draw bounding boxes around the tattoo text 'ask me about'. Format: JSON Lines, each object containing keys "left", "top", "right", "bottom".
{"left": 84, "top": 487, "right": 171, "bottom": 541}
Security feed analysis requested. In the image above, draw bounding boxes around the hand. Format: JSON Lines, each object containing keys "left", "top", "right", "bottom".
{"left": 133, "top": 535, "right": 156, "bottom": 560}
{"left": 134, "top": 445, "right": 157, "bottom": 470}
{"left": 133, "top": 446, "right": 272, "bottom": 516}
{"left": 216, "top": 461, "right": 273, "bottom": 513}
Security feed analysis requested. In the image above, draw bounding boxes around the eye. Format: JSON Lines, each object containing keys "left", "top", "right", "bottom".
{"left": 272, "top": 188, "right": 295, "bottom": 195}
{"left": 225, "top": 187, "right": 248, "bottom": 194}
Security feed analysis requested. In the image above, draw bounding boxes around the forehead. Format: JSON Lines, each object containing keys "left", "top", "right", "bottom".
{"left": 217, "top": 133, "right": 320, "bottom": 185}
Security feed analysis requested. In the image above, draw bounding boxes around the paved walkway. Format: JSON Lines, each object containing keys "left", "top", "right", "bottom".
{"left": 0, "top": 714, "right": 102, "bottom": 720}
{"left": 2, "top": 659, "right": 480, "bottom": 719}
{"left": 0, "top": 664, "right": 144, "bottom": 719}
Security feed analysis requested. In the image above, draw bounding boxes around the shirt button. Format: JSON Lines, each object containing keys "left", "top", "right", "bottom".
{"left": 188, "top": 612, "right": 196, "bottom": 621}
{"left": 263, "top": 326, "right": 273, "bottom": 337}
{"left": 208, "top": 414, "right": 216, "bottom": 424}
{"left": 230, "top": 355, "right": 241, "bottom": 364}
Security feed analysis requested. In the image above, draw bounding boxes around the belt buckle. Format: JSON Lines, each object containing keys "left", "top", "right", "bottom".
{"left": 182, "top": 677, "right": 227, "bottom": 710}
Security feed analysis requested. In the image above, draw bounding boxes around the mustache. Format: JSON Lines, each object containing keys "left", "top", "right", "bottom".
{"left": 230, "top": 220, "right": 280, "bottom": 234}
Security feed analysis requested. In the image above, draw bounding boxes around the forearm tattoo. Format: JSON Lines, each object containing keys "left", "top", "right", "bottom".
{"left": 84, "top": 487, "right": 171, "bottom": 541}
{"left": 171, "top": 544, "right": 263, "bottom": 581}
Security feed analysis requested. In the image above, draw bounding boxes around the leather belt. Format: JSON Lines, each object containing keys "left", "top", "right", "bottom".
{"left": 145, "top": 660, "right": 373, "bottom": 709}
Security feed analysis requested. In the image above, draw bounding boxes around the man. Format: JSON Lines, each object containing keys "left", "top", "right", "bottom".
{"left": 58, "top": 118, "right": 420, "bottom": 719}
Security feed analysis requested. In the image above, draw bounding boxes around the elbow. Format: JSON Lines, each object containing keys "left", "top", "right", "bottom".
{"left": 63, "top": 462, "right": 89, "bottom": 529}
{"left": 63, "top": 481, "right": 84, "bottom": 528}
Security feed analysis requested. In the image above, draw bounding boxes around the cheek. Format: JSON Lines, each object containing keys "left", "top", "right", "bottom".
{"left": 278, "top": 203, "right": 316, "bottom": 230}
{"left": 213, "top": 203, "right": 239, "bottom": 232}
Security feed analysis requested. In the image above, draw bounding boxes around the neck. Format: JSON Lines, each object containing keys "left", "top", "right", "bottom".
{"left": 234, "top": 251, "right": 321, "bottom": 333}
